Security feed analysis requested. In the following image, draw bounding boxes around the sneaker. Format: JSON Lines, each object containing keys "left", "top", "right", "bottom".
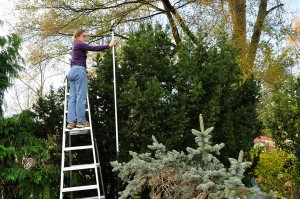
{"left": 76, "top": 121, "right": 90, "bottom": 128}
{"left": 67, "top": 122, "right": 76, "bottom": 129}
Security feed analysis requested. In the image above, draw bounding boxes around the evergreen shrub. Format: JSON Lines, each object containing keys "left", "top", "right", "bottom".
{"left": 111, "top": 114, "right": 276, "bottom": 199}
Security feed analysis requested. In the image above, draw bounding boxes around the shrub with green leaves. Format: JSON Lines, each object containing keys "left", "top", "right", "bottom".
{"left": 0, "top": 110, "right": 60, "bottom": 199}
{"left": 255, "top": 150, "right": 300, "bottom": 198}
{"left": 264, "top": 76, "right": 300, "bottom": 187}
{"left": 111, "top": 114, "right": 276, "bottom": 199}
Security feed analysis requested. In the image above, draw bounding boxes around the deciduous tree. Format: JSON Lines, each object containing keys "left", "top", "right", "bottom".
{"left": 16, "top": 0, "right": 288, "bottom": 79}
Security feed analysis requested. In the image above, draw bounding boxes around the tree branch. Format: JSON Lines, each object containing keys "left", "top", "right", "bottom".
{"left": 247, "top": 0, "right": 282, "bottom": 76}
{"left": 267, "top": 3, "right": 284, "bottom": 15}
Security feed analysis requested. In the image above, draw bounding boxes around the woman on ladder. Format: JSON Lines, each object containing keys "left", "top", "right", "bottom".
{"left": 67, "top": 28, "right": 116, "bottom": 129}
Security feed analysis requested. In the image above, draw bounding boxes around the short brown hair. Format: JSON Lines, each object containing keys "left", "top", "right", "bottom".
{"left": 73, "top": 28, "right": 85, "bottom": 41}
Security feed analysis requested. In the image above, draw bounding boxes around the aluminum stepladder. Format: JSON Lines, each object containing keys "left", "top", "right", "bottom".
{"left": 60, "top": 78, "right": 105, "bottom": 199}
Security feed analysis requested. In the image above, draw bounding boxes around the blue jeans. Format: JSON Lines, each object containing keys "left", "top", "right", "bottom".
{"left": 67, "top": 65, "right": 87, "bottom": 123}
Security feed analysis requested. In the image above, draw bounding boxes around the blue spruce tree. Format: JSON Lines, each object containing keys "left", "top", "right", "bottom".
{"left": 111, "top": 114, "right": 276, "bottom": 199}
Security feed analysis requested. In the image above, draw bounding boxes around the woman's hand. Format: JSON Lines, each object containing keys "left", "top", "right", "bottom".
{"left": 109, "top": 39, "right": 117, "bottom": 48}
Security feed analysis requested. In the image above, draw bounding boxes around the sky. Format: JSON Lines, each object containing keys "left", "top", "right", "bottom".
{"left": 0, "top": 0, "right": 16, "bottom": 36}
{"left": 1, "top": 0, "right": 300, "bottom": 116}
{"left": 285, "top": 0, "right": 300, "bottom": 16}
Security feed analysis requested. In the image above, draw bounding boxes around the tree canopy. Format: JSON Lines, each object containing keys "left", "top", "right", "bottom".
{"left": 0, "top": 32, "right": 22, "bottom": 117}
{"left": 15, "top": 0, "right": 292, "bottom": 80}
{"left": 87, "top": 23, "right": 262, "bottom": 197}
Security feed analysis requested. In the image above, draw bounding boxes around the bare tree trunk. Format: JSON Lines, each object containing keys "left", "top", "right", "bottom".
{"left": 228, "top": 0, "right": 247, "bottom": 50}
{"left": 162, "top": 2, "right": 181, "bottom": 46}
{"left": 228, "top": 0, "right": 247, "bottom": 74}
{"left": 162, "top": 0, "right": 198, "bottom": 45}
{"left": 248, "top": 0, "right": 284, "bottom": 75}
{"left": 247, "top": 0, "right": 268, "bottom": 77}
{"left": 228, "top": 0, "right": 284, "bottom": 78}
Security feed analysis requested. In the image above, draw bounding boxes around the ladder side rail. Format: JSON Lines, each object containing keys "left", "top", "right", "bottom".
{"left": 68, "top": 77, "right": 74, "bottom": 199}
{"left": 86, "top": 90, "right": 101, "bottom": 198}
{"left": 69, "top": 131, "right": 74, "bottom": 199}
{"left": 94, "top": 137, "right": 106, "bottom": 198}
{"left": 60, "top": 78, "right": 69, "bottom": 199}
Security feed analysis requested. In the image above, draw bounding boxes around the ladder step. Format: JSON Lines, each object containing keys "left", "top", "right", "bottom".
{"left": 62, "top": 185, "right": 98, "bottom": 192}
{"left": 69, "top": 130, "right": 90, "bottom": 135}
{"left": 63, "top": 163, "right": 96, "bottom": 171}
{"left": 66, "top": 127, "right": 91, "bottom": 135}
{"left": 65, "top": 127, "right": 91, "bottom": 131}
{"left": 76, "top": 196, "right": 105, "bottom": 199}
{"left": 65, "top": 145, "right": 93, "bottom": 151}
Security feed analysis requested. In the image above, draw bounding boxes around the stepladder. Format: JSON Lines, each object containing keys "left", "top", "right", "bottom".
{"left": 60, "top": 78, "right": 105, "bottom": 199}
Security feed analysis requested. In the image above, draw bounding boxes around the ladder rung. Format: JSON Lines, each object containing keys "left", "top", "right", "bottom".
{"left": 66, "top": 127, "right": 91, "bottom": 135}
{"left": 77, "top": 196, "right": 105, "bottom": 199}
{"left": 65, "top": 127, "right": 91, "bottom": 131}
{"left": 63, "top": 163, "right": 96, "bottom": 171}
{"left": 62, "top": 185, "right": 98, "bottom": 192}
{"left": 64, "top": 145, "right": 93, "bottom": 151}
{"left": 69, "top": 130, "right": 90, "bottom": 135}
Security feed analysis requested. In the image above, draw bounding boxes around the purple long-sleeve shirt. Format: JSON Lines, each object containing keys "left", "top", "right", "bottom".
{"left": 71, "top": 42, "right": 110, "bottom": 67}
